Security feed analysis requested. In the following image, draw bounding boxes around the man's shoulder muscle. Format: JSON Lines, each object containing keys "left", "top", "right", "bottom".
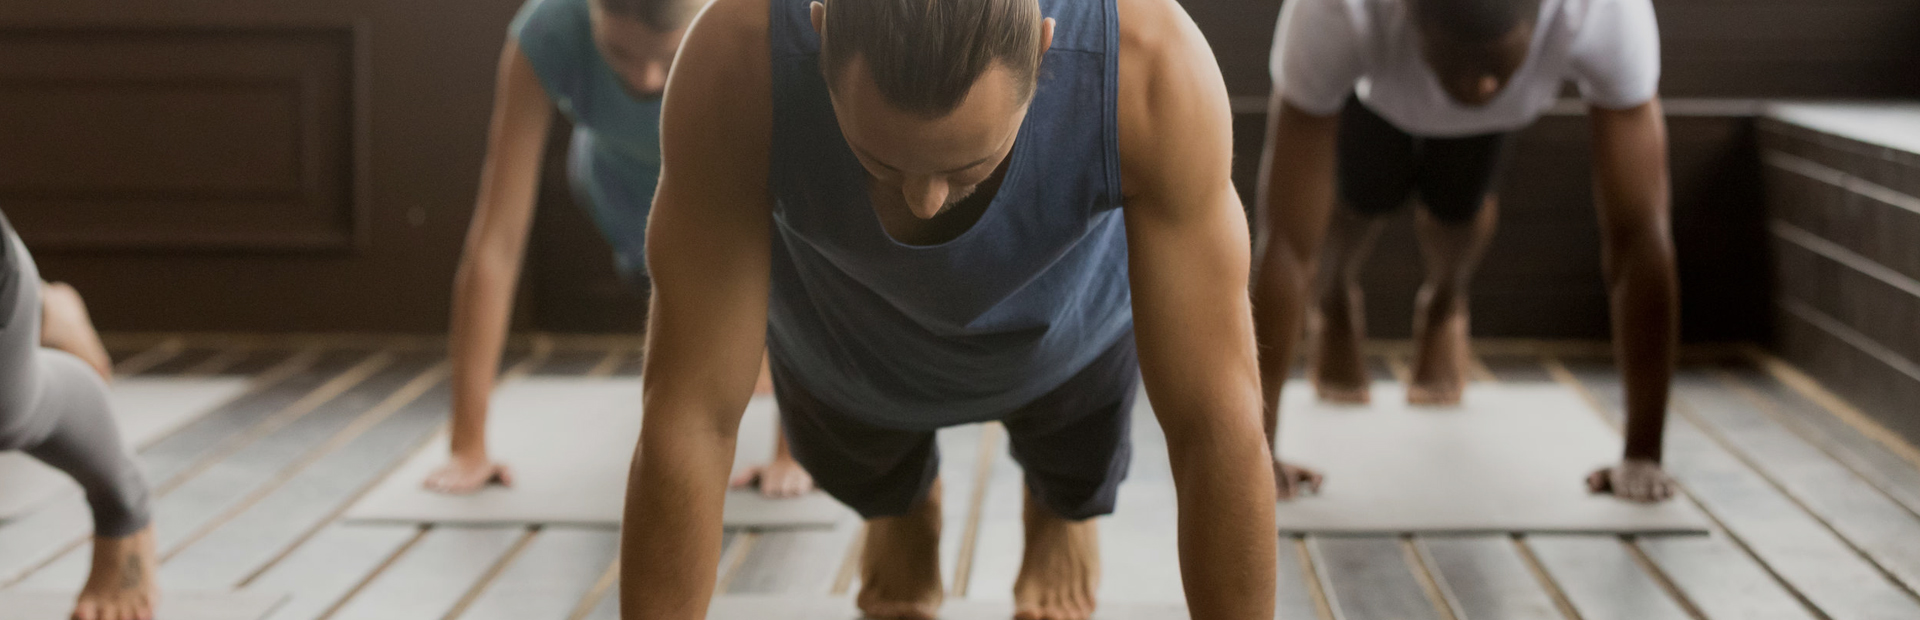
{"left": 1113, "top": 0, "right": 1232, "bottom": 202}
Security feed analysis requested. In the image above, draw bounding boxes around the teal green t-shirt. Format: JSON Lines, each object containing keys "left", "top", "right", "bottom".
{"left": 511, "top": 0, "right": 662, "bottom": 280}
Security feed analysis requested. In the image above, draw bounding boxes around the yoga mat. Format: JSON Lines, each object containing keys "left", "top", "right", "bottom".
{"left": 0, "top": 591, "right": 285, "bottom": 620}
{"left": 345, "top": 378, "right": 850, "bottom": 528}
{"left": 705, "top": 596, "right": 1187, "bottom": 620}
{"left": 1274, "top": 381, "right": 1711, "bottom": 534}
{"left": 0, "top": 377, "right": 253, "bottom": 519}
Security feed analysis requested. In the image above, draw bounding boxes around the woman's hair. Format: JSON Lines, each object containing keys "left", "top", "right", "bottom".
{"left": 595, "top": 0, "right": 705, "bottom": 30}
{"left": 817, "top": 0, "right": 1045, "bottom": 118}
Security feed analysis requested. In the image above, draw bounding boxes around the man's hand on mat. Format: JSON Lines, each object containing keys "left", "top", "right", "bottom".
{"left": 1274, "top": 460, "right": 1324, "bottom": 500}
{"left": 1586, "top": 458, "right": 1676, "bottom": 503}
{"left": 423, "top": 456, "right": 513, "bottom": 494}
{"left": 730, "top": 455, "right": 816, "bottom": 498}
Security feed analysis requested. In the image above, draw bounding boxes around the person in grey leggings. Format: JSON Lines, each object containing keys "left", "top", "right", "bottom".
{"left": 0, "top": 215, "right": 158, "bottom": 620}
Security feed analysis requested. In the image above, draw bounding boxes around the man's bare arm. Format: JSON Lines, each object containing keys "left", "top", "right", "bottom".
{"left": 1250, "top": 98, "right": 1340, "bottom": 497}
{"left": 619, "top": 1, "right": 774, "bottom": 617}
{"left": 1586, "top": 98, "right": 1679, "bottom": 502}
{"left": 437, "top": 41, "right": 554, "bottom": 491}
{"left": 1118, "top": 0, "right": 1277, "bottom": 616}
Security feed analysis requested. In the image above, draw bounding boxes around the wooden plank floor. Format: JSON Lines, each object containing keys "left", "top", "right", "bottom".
{"left": 7, "top": 337, "right": 1920, "bottom": 619}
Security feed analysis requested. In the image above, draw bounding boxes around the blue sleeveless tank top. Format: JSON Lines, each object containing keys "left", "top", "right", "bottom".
{"left": 766, "top": 0, "right": 1133, "bottom": 429}
{"left": 511, "top": 0, "right": 661, "bottom": 279}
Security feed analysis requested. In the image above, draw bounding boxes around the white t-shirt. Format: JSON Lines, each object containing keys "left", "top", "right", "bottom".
{"left": 1269, "top": 0, "right": 1661, "bottom": 137}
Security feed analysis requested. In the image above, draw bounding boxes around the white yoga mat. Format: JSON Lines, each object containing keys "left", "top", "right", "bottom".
{"left": 0, "top": 377, "right": 253, "bottom": 520}
{"left": 1274, "top": 381, "right": 1710, "bottom": 534}
{"left": 705, "top": 596, "right": 1187, "bottom": 620}
{"left": 0, "top": 591, "right": 285, "bottom": 620}
{"left": 345, "top": 378, "right": 851, "bottom": 528}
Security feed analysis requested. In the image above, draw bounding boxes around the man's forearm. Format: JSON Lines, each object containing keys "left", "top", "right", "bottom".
{"left": 1606, "top": 232, "right": 1678, "bottom": 463}
{"left": 1165, "top": 418, "right": 1278, "bottom": 619}
{"left": 619, "top": 417, "right": 736, "bottom": 620}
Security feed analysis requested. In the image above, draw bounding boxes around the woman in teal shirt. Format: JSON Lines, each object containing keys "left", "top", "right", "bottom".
{"left": 428, "top": 0, "right": 811, "bottom": 497}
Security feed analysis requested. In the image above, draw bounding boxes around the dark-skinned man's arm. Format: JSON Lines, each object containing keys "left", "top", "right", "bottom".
{"left": 1583, "top": 98, "right": 1680, "bottom": 502}
{"left": 1118, "top": 0, "right": 1277, "bottom": 616}
{"left": 1250, "top": 98, "right": 1340, "bottom": 499}
{"left": 618, "top": 0, "right": 774, "bottom": 617}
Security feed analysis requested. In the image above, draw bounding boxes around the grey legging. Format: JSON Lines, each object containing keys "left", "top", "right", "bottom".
{"left": 0, "top": 220, "right": 150, "bottom": 538}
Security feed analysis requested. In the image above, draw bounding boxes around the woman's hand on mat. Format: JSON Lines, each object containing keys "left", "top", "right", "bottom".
{"left": 423, "top": 456, "right": 514, "bottom": 494}
{"left": 730, "top": 456, "right": 816, "bottom": 498}
{"left": 1586, "top": 458, "right": 1676, "bottom": 503}
{"left": 1274, "top": 459, "right": 1325, "bottom": 500}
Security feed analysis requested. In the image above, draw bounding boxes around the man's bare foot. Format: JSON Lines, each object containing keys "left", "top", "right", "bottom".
{"left": 40, "top": 282, "right": 113, "bottom": 382}
{"left": 729, "top": 454, "right": 816, "bottom": 498}
{"left": 1274, "top": 460, "right": 1324, "bottom": 500}
{"left": 857, "top": 480, "right": 944, "bottom": 620}
{"left": 423, "top": 454, "right": 512, "bottom": 494}
{"left": 1407, "top": 290, "right": 1470, "bottom": 407}
{"left": 1014, "top": 489, "right": 1099, "bottom": 620}
{"left": 74, "top": 526, "right": 157, "bottom": 620}
{"left": 1587, "top": 459, "right": 1678, "bottom": 503}
{"left": 1308, "top": 287, "right": 1370, "bottom": 404}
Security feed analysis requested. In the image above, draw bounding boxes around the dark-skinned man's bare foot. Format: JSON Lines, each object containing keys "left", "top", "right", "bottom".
{"left": 1013, "top": 489, "right": 1099, "bottom": 620}
{"left": 40, "top": 282, "right": 113, "bottom": 382}
{"left": 857, "top": 480, "right": 944, "bottom": 620}
{"left": 423, "top": 452, "right": 513, "bottom": 494}
{"left": 1308, "top": 286, "right": 1371, "bottom": 404}
{"left": 1274, "top": 460, "right": 1325, "bottom": 500}
{"left": 73, "top": 525, "right": 157, "bottom": 620}
{"left": 1587, "top": 459, "right": 1678, "bottom": 503}
{"left": 1407, "top": 288, "right": 1470, "bottom": 406}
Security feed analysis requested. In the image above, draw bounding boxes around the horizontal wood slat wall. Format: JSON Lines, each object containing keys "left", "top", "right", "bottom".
{"left": 1759, "top": 118, "right": 1920, "bottom": 444}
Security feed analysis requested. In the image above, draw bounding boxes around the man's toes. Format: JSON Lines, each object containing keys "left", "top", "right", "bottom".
{"left": 71, "top": 599, "right": 98, "bottom": 620}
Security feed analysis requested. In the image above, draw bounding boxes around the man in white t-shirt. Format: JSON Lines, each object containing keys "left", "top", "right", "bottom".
{"left": 1252, "top": 0, "right": 1680, "bottom": 502}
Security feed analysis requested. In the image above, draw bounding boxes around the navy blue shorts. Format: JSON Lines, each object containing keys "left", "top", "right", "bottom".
{"left": 771, "top": 338, "right": 1138, "bottom": 521}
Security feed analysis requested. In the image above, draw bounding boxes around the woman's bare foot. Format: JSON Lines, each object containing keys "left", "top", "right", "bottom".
{"left": 1308, "top": 287, "right": 1370, "bottom": 404}
{"left": 39, "top": 282, "right": 113, "bottom": 382}
{"left": 1013, "top": 490, "right": 1099, "bottom": 620}
{"left": 1407, "top": 291, "right": 1470, "bottom": 407}
{"left": 857, "top": 480, "right": 944, "bottom": 620}
{"left": 423, "top": 453, "right": 513, "bottom": 494}
{"left": 73, "top": 526, "right": 157, "bottom": 620}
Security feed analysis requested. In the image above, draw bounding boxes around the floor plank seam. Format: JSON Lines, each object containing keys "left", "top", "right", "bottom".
{"left": 180, "top": 346, "right": 251, "bottom": 377}
{"left": 1742, "top": 345, "right": 1920, "bottom": 470}
{"left": 311, "top": 525, "right": 432, "bottom": 620}
{"left": 713, "top": 532, "right": 761, "bottom": 593}
{"left": 1671, "top": 396, "right": 1920, "bottom": 603}
{"left": 1713, "top": 368, "right": 1920, "bottom": 522}
{"left": 161, "top": 362, "right": 453, "bottom": 566}
{"left": 830, "top": 525, "right": 865, "bottom": 596}
{"left": 950, "top": 422, "right": 1001, "bottom": 597}
{"left": 113, "top": 338, "right": 185, "bottom": 376}
{"left": 1403, "top": 537, "right": 1465, "bottom": 620}
{"left": 1512, "top": 536, "right": 1585, "bottom": 620}
{"left": 237, "top": 354, "right": 544, "bottom": 587}
{"left": 439, "top": 527, "right": 540, "bottom": 620}
{"left": 1621, "top": 537, "right": 1712, "bottom": 620}
{"left": 1547, "top": 356, "right": 1845, "bottom": 620}
{"left": 567, "top": 559, "right": 621, "bottom": 620}
{"left": 1299, "top": 537, "right": 1344, "bottom": 620}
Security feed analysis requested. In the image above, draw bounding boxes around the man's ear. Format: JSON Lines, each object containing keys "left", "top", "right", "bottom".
{"left": 1040, "top": 17, "right": 1055, "bottom": 52}
{"left": 809, "top": 1, "right": 825, "bottom": 35}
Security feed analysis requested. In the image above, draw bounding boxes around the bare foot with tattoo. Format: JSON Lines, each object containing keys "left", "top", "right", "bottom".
{"left": 1407, "top": 287, "right": 1470, "bottom": 407}
{"left": 40, "top": 282, "right": 113, "bottom": 382}
{"left": 73, "top": 525, "right": 157, "bottom": 620}
{"left": 1014, "top": 489, "right": 1099, "bottom": 620}
{"left": 1309, "top": 286, "right": 1371, "bottom": 404}
{"left": 856, "top": 480, "right": 944, "bottom": 620}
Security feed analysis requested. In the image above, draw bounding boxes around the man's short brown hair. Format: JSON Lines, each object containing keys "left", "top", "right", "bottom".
{"left": 817, "top": 0, "right": 1045, "bottom": 118}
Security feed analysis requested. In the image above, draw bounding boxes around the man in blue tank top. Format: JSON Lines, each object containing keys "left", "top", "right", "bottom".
{"left": 616, "top": 0, "right": 1277, "bottom": 618}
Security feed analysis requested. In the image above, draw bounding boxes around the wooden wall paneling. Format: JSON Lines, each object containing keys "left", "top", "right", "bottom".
{"left": 0, "top": 26, "right": 362, "bottom": 251}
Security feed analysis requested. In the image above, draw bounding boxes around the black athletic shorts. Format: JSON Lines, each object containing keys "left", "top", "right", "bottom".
{"left": 771, "top": 337, "right": 1138, "bottom": 521}
{"left": 1336, "top": 98, "right": 1514, "bottom": 223}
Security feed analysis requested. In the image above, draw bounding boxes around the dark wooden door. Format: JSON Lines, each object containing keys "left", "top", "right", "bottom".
{"left": 0, "top": 0, "right": 524, "bottom": 332}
